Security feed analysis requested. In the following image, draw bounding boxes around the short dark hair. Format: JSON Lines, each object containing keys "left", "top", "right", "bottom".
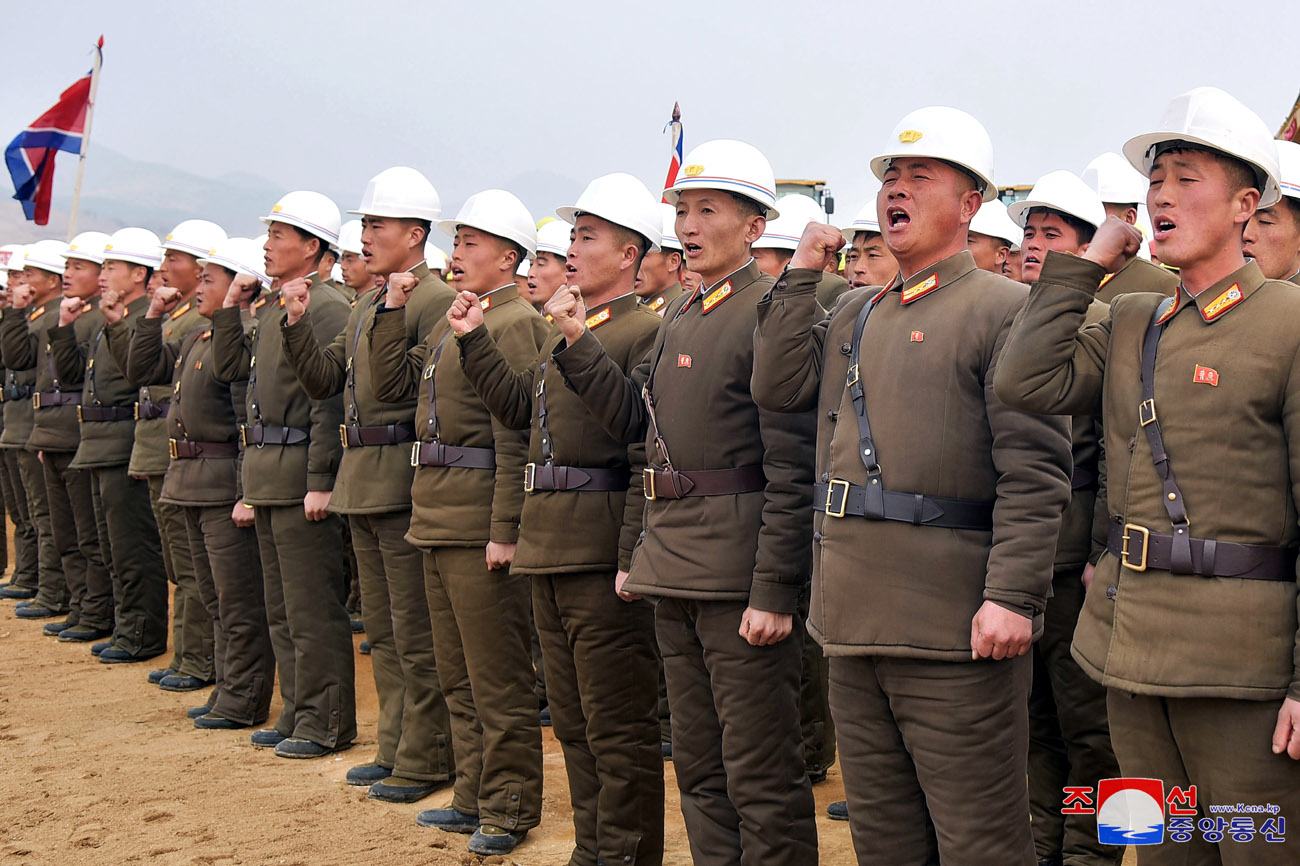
{"left": 1026, "top": 206, "right": 1096, "bottom": 246}
{"left": 1280, "top": 196, "right": 1300, "bottom": 227}
{"left": 726, "top": 192, "right": 765, "bottom": 220}
{"left": 1154, "top": 141, "right": 1261, "bottom": 195}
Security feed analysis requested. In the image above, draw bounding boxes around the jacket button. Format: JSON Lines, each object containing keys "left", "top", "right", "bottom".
{"left": 820, "top": 472, "right": 829, "bottom": 482}
{"left": 826, "top": 410, "right": 837, "bottom": 421}
{"left": 1105, "top": 585, "right": 1117, "bottom": 599}
{"left": 813, "top": 531, "right": 823, "bottom": 542}
{"left": 840, "top": 342, "right": 852, "bottom": 355}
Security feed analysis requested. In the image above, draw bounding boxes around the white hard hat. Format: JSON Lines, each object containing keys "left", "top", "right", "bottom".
{"left": 1276, "top": 139, "right": 1300, "bottom": 202}
{"left": 658, "top": 203, "right": 682, "bottom": 252}
{"left": 103, "top": 227, "right": 164, "bottom": 268}
{"left": 1123, "top": 86, "right": 1281, "bottom": 208}
{"left": 260, "top": 190, "right": 342, "bottom": 246}
{"left": 63, "top": 231, "right": 111, "bottom": 265}
{"left": 969, "top": 200, "right": 1023, "bottom": 246}
{"left": 24, "top": 240, "right": 71, "bottom": 275}
{"left": 424, "top": 241, "right": 449, "bottom": 270}
{"left": 664, "top": 139, "right": 779, "bottom": 218}
{"left": 535, "top": 219, "right": 572, "bottom": 257}
{"left": 438, "top": 189, "right": 537, "bottom": 259}
{"left": 0, "top": 243, "right": 24, "bottom": 272}
{"left": 841, "top": 202, "right": 882, "bottom": 242}
{"left": 337, "top": 220, "right": 364, "bottom": 256}
{"left": 754, "top": 194, "right": 828, "bottom": 251}
{"left": 557, "top": 172, "right": 662, "bottom": 252}
{"left": 349, "top": 166, "right": 441, "bottom": 221}
{"left": 163, "top": 219, "right": 227, "bottom": 258}
{"left": 1007, "top": 171, "right": 1105, "bottom": 230}
{"left": 870, "top": 106, "right": 997, "bottom": 202}
{"left": 199, "top": 236, "right": 270, "bottom": 285}
{"left": 1081, "top": 152, "right": 1148, "bottom": 205}
{"left": 330, "top": 263, "right": 343, "bottom": 282}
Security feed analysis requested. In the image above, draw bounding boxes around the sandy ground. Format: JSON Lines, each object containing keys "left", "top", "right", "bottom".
{"left": 0, "top": 583, "right": 861, "bottom": 866}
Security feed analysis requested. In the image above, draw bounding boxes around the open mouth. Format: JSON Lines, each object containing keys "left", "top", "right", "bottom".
{"left": 1023, "top": 254, "right": 1041, "bottom": 267}
{"left": 1153, "top": 214, "right": 1176, "bottom": 240}
{"left": 684, "top": 242, "right": 702, "bottom": 257}
{"left": 450, "top": 266, "right": 465, "bottom": 280}
{"left": 886, "top": 206, "right": 911, "bottom": 229}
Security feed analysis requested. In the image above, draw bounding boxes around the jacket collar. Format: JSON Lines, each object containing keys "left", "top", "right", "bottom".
{"left": 884, "top": 250, "right": 977, "bottom": 305}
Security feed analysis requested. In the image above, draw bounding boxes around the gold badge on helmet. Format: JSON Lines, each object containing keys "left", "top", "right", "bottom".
{"left": 683, "top": 165, "right": 705, "bottom": 177}
{"left": 898, "top": 130, "right": 923, "bottom": 143}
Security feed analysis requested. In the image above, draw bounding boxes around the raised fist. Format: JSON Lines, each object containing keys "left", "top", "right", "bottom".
{"left": 385, "top": 272, "right": 419, "bottom": 310}
{"left": 10, "top": 283, "right": 36, "bottom": 310}
{"left": 790, "top": 222, "right": 846, "bottom": 273}
{"left": 224, "top": 273, "right": 260, "bottom": 309}
{"left": 60, "top": 295, "right": 88, "bottom": 326}
{"left": 1083, "top": 216, "right": 1144, "bottom": 274}
{"left": 281, "top": 277, "right": 311, "bottom": 325}
{"left": 147, "top": 285, "right": 182, "bottom": 320}
{"left": 446, "top": 291, "right": 484, "bottom": 335}
{"left": 544, "top": 286, "right": 587, "bottom": 346}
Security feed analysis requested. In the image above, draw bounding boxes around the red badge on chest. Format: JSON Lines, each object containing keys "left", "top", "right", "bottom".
{"left": 1193, "top": 365, "right": 1219, "bottom": 386}
{"left": 910, "top": 331, "right": 924, "bottom": 342}
{"left": 677, "top": 354, "right": 692, "bottom": 368}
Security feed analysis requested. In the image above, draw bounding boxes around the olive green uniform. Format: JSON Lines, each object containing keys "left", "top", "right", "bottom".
{"left": 459, "top": 291, "right": 664, "bottom": 866}
{"left": 50, "top": 295, "right": 167, "bottom": 656}
{"left": 211, "top": 276, "right": 355, "bottom": 749}
{"left": 2, "top": 299, "right": 114, "bottom": 630}
{"left": 368, "top": 282, "right": 547, "bottom": 834}
{"left": 0, "top": 364, "right": 42, "bottom": 592}
{"left": 752, "top": 254, "right": 1072, "bottom": 866}
{"left": 815, "top": 271, "right": 851, "bottom": 310}
{"left": 280, "top": 262, "right": 456, "bottom": 784}
{"left": 994, "top": 252, "right": 1300, "bottom": 866}
{"left": 638, "top": 282, "right": 683, "bottom": 317}
{"left": 122, "top": 312, "right": 274, "bottom": 724}
{"left": 552, "top": 260, "right": 818, "bottom": 866}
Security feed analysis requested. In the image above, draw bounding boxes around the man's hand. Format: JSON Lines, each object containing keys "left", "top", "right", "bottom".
{"left": 303, "top": 490, "right": 331, "bottom": 521}
{"left": 485, "top": 541, "right": 516, "bottom": 571}
{"left": 739, "top": 607, "right": 793, "bottom": 646}
{"left": 281, "top": 277, "right": 311, "bottom": 325}
{"left": 146, "top": 285, "right": 182, "bottom": 320}
{"left": 615, "top": 569, "right": 641, "bottom": 602}
{"left": 1081, "top": 563, "right": 1096, "bottom": 591}
{"left": 385, "top": 272, "right": 419, "bottom": 310}
{"left": 446, "top": 291, "right": 485, "bottom": 335}
{"left": 1082, "top": 216, "right": 1144, "bottom": 273}
{"left": 9, "top": 283, "right": 35, "bottom": 310}
{"left": 1272, "top": 697, "right": 1300, "bottom": 759}
{"left": 544, "top": 286, "right": 587, "bottom": 346}
{"left": 224, "top": 274, "right": 260, "bottom": 308}
{"left": 970, "top": 600, "right": 1032, "bottom": 660}
{"left": 60, "top": 295, "right": 88, "bottom": 326}
{"left": 231, "top": 499, "right": 255, "bottom": 528}
{"left": 790, "top": 222, "right": 846, "bottom": 272}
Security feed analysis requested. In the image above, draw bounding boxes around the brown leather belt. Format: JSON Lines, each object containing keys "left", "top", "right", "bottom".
{"left": 340, "top": 422, "right": 416, "bottom": 448}
{"left": 135, "top": 398, "right": 169, "bottom": 420}
{"left": 1106, "top": 520, "right": 1297, "bottom": 582}
{"left": 241, "top": 424, "right": 309, "bottom": 446}
{"left": 409, "top": 441, "right": 495, "bottom": 470}
{"left": 1071, "top": 464, "right": 1098, "bottom": 491}
{"left": 170, "top": 439, "right": 240, "bottom": 460}
{"left": 524, "top": 462, "right": 630, "bottom": 493}
{"left": 33, "top": 391, "right": 81, "bottom": 409}
{"left": 78, "top": 405, "right": 134, "bottom": 422}
{"left": 814, "top": 480, "right": 995, "bottom": 531}
{"left": 644, "top": 465, "right": 766, "bottom": 500}
{"left": 2, "top": 384, "right": 33, "bottom": 402}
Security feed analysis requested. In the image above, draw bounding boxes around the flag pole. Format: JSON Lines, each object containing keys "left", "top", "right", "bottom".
{"left": 67, "top": 36, "right": 103, "bottom": 241}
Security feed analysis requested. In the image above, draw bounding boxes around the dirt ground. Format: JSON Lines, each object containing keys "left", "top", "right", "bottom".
{"left": 0, "top": 584, "right": 861, "bottom": 866}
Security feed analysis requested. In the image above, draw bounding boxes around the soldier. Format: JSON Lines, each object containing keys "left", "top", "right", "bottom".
{"left": 841, "top": 205, "right": 899, "bottom": 290}
{"left": 0, "top": 246, "right": 43, "bottom": 603}
{"left": 634, "top": 204, "right": 684, "bottom": 316}
{"left": 5, "top": 240, "right": 116, "bottom": 644}
{"left": 751, "top": 108, "right": 1072, "bottom": 866}
{"left": 547, "top": 139, "right": 818, "bottom": 866}
{"left": 524, "top": 220, "right": 570, "bottom": 312}
{"left": 211, "top": 190, "right": 355, "bottom": 758}
{"left": 368, "top": 188, "right": 547, "bottom": 856}
{"left": 967, "top": 199, "right": 1021, "bottom": 274}
{"left": 123, "top": 236, "right": 275, "bottom": 729}
{"left": 1243, "top": 139, "right": 1300, "bottom": 283}
{"left": 1005, "top": 245, "right": 1026, "bottom": 283}
{"left": 120, "top": 220, "right": 227, "bottom": 688}
{"left": 281, "top": 167, "right": 456, "bottom": 802}
{"left": 994, "top": 86, "right": 1300, "bottom": 866}
{"left": 753, "top": 193, "right": 850, "bottom": 309}
{"left": 455, "top": 172, "right": 665, "bottom": 866}
{"left": 54, "top": 228, "right": 168, "bottom": 662}
{"left": 337, "top": 219, "right": 383, "bottom": 299}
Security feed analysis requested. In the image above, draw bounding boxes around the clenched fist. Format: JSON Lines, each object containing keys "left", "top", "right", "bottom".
{"left": 146, "top": 285, "right": 182, "bottom": 320}
{"left": 223, "top": 273, "right": 260, "bottom": 309}
{"left": 10, "top": 283, "right": 36, "bottom": 310}
{"left": 790, "top": 222, "right": 846, "bottom": 273}
{"left": 281, "top": 277, "right": 311, "bottom": 325}
{"left": 1083, "top": 216, "right": 1144, "bottom": 273}
{"left": 544, "top": 286, "right": 587, "bottom": 346}
{"left": 446, "top": 291, "right": 484, "bottom": 334}
{"left": 385, "top": 272, "right": 419, "bottom": 310}
{"left": 60, "top": 295, "right": 88, "bottom": 326}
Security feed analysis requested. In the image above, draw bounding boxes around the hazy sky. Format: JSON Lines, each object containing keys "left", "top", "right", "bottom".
{"left": 5, "top": 0, "right": 1300, "bottom": 226}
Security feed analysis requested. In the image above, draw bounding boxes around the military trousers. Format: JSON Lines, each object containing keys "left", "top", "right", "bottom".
{"left": 1107, "top": 690, "right": 1300, "bottom": 866}
{"left": 184, "top": 504, "right": 273, "bottom": 725}
{"left": 349, "top": 510, "right": 452, "bottom": 783}
{"left": 151, "top": 474, "right": 211, "bottom": 680}
{"left": 41, "top": 450, "right": 112, "bottom": 629}
{"left": 656, "top": 597, "right": 817, "bottom": 866}
{"left": 0, "top": 448, "right": 39, "bottom": 588}
{"left": 92, "top": 466, "right": 167, "bottom": 657}
{"left": 797, "top": 588, "right": 835, "bottom": 775}
{"left": 829, "top": 653, "right": 1035, "bottom": 866}
{"left": 20, "top": 448, "right": 65, "bottom": 610}
{"left": 253, "top": 504, "right": 354, "bottom": 749}
{"left": 421, "top": 545, "right": 542, "bottom": 833}
{"left": 1029, "top": 566, "right": 1122, "bottom": 866}
{"left": 532, "top": 572, "right": 663, "bottom": 866}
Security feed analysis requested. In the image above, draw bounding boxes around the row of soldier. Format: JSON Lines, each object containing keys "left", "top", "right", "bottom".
{"left": 3, "top": 82, "right": 1300, "bottom": 866}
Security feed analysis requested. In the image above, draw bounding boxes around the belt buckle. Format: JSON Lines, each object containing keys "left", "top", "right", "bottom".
{"left": 846, "top": 364, "right": 859, "bottom": 387}
{"left": 643, "top": 467, "right": 656, "bottom": 501}
{"left": 339, "top": 424, "right": 349, "bottom": 449}
{"left": 133, "top": 402, "right": 140, "bottom": 420}
{"left": 76, "top": 405, "right": 83, "bottom": 423}
{"left": 1121, "top": 523, "right": 1150, "bottom": 572}
{"left": 410, "top": 442, "right": 421, "bottom": 468}
{"left": 31, "top": 393, "right": 41, "bottom": 409}
{"left": 1138, "top": 398, "right": 1157, "bottom": 427}
{"left": 825, "top": 479, "right": 850, "bottom": 518}
{"left": 240, "top": 425, "right": 250, "bottom": 448}
{"left": 169, "top": 438, "right": 179, "bottom": 460}
{"left": 523, "top": 462, "right": 536, "bottom": 493}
